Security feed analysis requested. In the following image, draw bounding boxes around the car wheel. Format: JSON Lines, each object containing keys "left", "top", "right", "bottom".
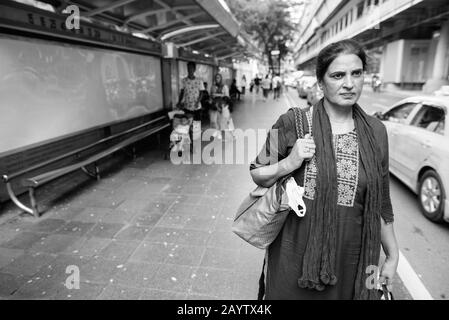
{"left": 418, "top": 170, "right": 445, "bottom": 223}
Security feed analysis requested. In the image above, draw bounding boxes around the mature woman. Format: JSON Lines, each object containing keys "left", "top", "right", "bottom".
{"left": 210, "top": 73, "right": 231, "bottom": 139}
{"left": 250, "top": 39, "right": 399, "bottom": 300}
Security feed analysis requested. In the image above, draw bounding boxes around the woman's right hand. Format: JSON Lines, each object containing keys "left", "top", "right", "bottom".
{"left": 286, "top": 134, "right": 316, "bottom": 171}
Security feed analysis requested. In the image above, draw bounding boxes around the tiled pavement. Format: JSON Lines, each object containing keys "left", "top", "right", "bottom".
{"left": 0, "top": 91, "right": 412, "bottom": 300}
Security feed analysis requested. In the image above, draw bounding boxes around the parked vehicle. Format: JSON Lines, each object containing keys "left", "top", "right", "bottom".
{"left": 297, "top": 75, "right": 316, "bottom": 98}
{"left": 373, "top": 96, "right": 449, "bottom": 223}
{"left": 306, "top": 81, "right": 323, "bottom": 106}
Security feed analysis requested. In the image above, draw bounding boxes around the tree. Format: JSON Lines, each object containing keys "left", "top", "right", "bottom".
{"left": 226, "top": 0, "right": 298, "bottom": 74}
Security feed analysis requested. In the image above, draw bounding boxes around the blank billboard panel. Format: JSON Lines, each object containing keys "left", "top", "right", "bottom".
{"left": 0, "top": 35, "right": 163, "bottom": 155}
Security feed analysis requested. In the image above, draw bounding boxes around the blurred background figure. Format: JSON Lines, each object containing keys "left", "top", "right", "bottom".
{"left": 261, "top": 74, "right": 271, "bottom": 102}
{"left": 272, "top": 73, "right": 282, "bottom": 100}
{"left": 241, "top": 75, "right": 247, "bottom": 96}
{"left": 230, "top": 78, "right": 241, "bottom": 101}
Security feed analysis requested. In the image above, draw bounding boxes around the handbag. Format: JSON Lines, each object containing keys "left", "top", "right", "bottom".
{"left": 232, "top": 107, "right": 310, "bottom": 249}
{"left": 379, "top": 284, "right": 394, "bottom": 300}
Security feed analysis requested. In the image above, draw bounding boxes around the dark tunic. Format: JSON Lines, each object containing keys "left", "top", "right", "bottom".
{"left": 250, "top": 108, "right": 394, "bottom": 300}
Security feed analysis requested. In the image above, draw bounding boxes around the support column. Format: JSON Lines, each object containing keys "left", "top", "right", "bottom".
{"left": 423, "top": 20, "right": 449, "bottom": 93}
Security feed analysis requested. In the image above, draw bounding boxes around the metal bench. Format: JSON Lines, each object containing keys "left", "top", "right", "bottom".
{"left": 2, "top": 116, "right": 170, "bottom": 218}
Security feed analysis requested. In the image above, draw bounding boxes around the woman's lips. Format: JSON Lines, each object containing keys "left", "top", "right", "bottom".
{"left": 340, "top": 93, "right": 355, "bottom": 98}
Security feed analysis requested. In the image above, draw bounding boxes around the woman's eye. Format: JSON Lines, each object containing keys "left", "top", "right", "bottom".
{"left": 332, "top": 74, "right": 344, "bottom": 79}
{"left": 352, "top": 70, "right": 362, "bottom": 77}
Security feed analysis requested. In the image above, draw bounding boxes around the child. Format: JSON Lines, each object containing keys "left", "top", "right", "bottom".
{"left": 170, "top": 114, "right": 191, "bottom": 154}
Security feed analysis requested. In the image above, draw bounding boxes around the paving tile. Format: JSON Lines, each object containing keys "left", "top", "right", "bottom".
{"left": 144, "top": 227, "right": 181, "bottom": 244}
{"left": 55, "top": 221, "right": 95, "bottom": 237}
{"left": 0, "top": 232, "right": 48, "bottom": 250}
{"left": 149, "top": 264, "right": 195, "bottom": 292}
{"left": 36, "top": 254, "right": 87, "bottom": 289}
{"left": 200, "top": 248, "right": 239, "bottom": 270}
{"left": 114, "top": 225, "right": 151, "bottom": 241}
{"left": 183, "top": 216, "right": 217, "bottom": 231}
{"left": 0, "top": 252, "right": 56, "bottom": 277}
{"left": 52, "top": 282, "right": 104, "bottom": 300}
{"left": 72, "top": 208, "right": 112, "bottom": 223}
{"left": 170, "top": 195, "right": 203, "bottom": 205}
{"left": 186, "top": 294, "right": 221, "bottom": 300}
{"left": 29, "top": 234, "right": 80, "bottom": 254}
{"left": 63, "top": 237, "right": 112, "bottom": 257}
{"left": 214, "top": 215, "right": 234, "bottom": 231}
{"left": 97, "top": 209, "right": 137, "bottom": 224}
{"left": 130, "top": 242, "right": 173, "bottom": 264}
{"left": 86, "top": 223, "right": 125, "bottom": 239}
{"left": 79, "top": 257, "right": 120, "bottom": 285}
{"left": 176, "top": 229, "right": 211, "bottom": 246}
{"left": 0, "top": 228, "right": 19, "bottom": 246}
{"left": 97, "top": 284, "right": 143, "bottom": 300}
{"left": 49, "top": 207, "right": 84, "bottom": 221}
{"left": 98, "top": 240, "right": 140, "bottom": 262}
{"left": 207, "top": 230, "right": 242, "bottom": 249}
{"left": 0, "top": 273, "right": 28, "bottom": 297}
{"left": 131, "top": 212, "right": 164, "bottom": 227}
{"left": 9, "top": 272, "right": 62, "bottom": 300}
{"left": 69, "top": 190, "right": 124, "bottom": 209}
{"left": 115, "top": 199, "right": 154, "bottom": 215}
{"left": 140, "top": 289, "right": 187, "bottom": 300}
{"left": 24, "top": 219, "right": 67, "bottom": 233}
{"left": 0, "top": 248, "right": 24, "bottom": 269}
{"left": 165, "top": 245, "right": 205, "bottom": 267}
{"left": 156, "top": 214, "right": 190, "bottom": 228}
{"left": 113, "top": 261, "right": 161, "bottom": 288}
{"left": 146, "top": 201, "right": 174, "bottom": 215}
{"left": 231, "top": 271, "right": 260, "bottom": 300}
{"left": 190, "top": 267, "right": 234, "bottom": 299}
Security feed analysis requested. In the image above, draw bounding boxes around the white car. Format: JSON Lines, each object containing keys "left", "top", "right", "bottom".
{"left": 374, "top": 96, "right": 449, "bottom": 223}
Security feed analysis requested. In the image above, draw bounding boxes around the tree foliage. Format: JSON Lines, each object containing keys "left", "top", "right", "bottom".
{"left": 225, "top": 0, "right": 297, "bottom": 73}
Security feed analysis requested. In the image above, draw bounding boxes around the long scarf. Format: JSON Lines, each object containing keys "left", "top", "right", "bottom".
{"left": 297, "top": 99, "right": 383, "bottom": 300}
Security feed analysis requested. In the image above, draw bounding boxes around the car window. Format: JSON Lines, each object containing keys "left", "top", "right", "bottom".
{"left": 384, "top": 103, "right": 417, "bottom": 123}
{"left": 411, "top": 104, "right": 445, "bottom": 135}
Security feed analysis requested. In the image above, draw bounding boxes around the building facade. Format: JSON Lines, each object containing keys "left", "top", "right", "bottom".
{"left": 294, "top": 0, "right": 449, "bottom": 92}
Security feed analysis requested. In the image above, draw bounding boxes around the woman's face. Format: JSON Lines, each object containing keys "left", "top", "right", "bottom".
{"left": 319, "top": 53, "right": 364, "bottom": 108}
{"left": 215, "top": 74, "right": 222, "bottom": 84}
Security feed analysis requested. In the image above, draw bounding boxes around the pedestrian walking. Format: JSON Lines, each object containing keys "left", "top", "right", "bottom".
{"left": 254, "top": 76, "right": 261, "bottom": 95}
{"left": 230, "top": 78, "right": 241, "bottom": 101}
{"left": 272, "top": 74, "right": 282, "bottom": 100}
{"left": 177, "top": 61, "right": 204, "bottom": 145}
{"left": 261, "top": 75, "right": 271, "bottom": 101}
{"left": 210, "top": 73, "right": 234, "bottom": 140}
{"left": 250, "top": 39, "right": 399, "bottom": 300}
{"left": 241, "top": 75, "right": 247, "bottom": 96}
{"left": 177, "top": 61, "right": 204, "bottom": 121}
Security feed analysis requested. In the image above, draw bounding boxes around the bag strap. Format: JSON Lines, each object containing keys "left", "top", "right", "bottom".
{"left": 292, "top": 107, "right": 313, "bottom": 139}
{"left": 292, "top": 107, "right": 304, "bottom": 139}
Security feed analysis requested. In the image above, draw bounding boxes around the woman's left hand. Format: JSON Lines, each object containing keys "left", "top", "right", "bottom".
{"left": 379, "top": 256, "right": 399, "bottom": 290}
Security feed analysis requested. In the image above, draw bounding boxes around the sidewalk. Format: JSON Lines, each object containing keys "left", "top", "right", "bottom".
{"left": 0, "top": 91, "right": 412, "bottom": 300}
{"left": 0, "top": 92, "right": 286, "bottom": 300}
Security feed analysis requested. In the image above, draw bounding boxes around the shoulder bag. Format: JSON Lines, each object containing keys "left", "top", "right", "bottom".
{"left": 232, "top": 107, "right": 312, "bottom": 249}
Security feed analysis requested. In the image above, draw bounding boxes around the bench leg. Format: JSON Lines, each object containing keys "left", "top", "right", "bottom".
{"left": 5, "top": 182, "right": 34, "bottom": 216}
{"left": 132, "top": 145, "right": 137, "bottom": 160}
{"left": 94, "top": 163, "right": 100, "bottom": 181}
{"left": 29, "top": 187, "right": 39, "bottom": 218}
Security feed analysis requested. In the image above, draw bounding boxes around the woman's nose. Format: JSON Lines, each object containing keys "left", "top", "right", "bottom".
{"left": 343, "top": 75, "right": 354, "bottom": 88}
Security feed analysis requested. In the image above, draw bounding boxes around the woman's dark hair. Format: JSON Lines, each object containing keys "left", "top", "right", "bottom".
{"left": 187, "top": 61, "right": 196, "bottom": 69}
{"left": 316, "top": 39, "right": 367, "bottom": 82}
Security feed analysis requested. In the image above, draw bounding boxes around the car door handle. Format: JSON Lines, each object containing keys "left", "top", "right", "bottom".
{"left": 420, "top": 141, "right": 431, "bottom": 148}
